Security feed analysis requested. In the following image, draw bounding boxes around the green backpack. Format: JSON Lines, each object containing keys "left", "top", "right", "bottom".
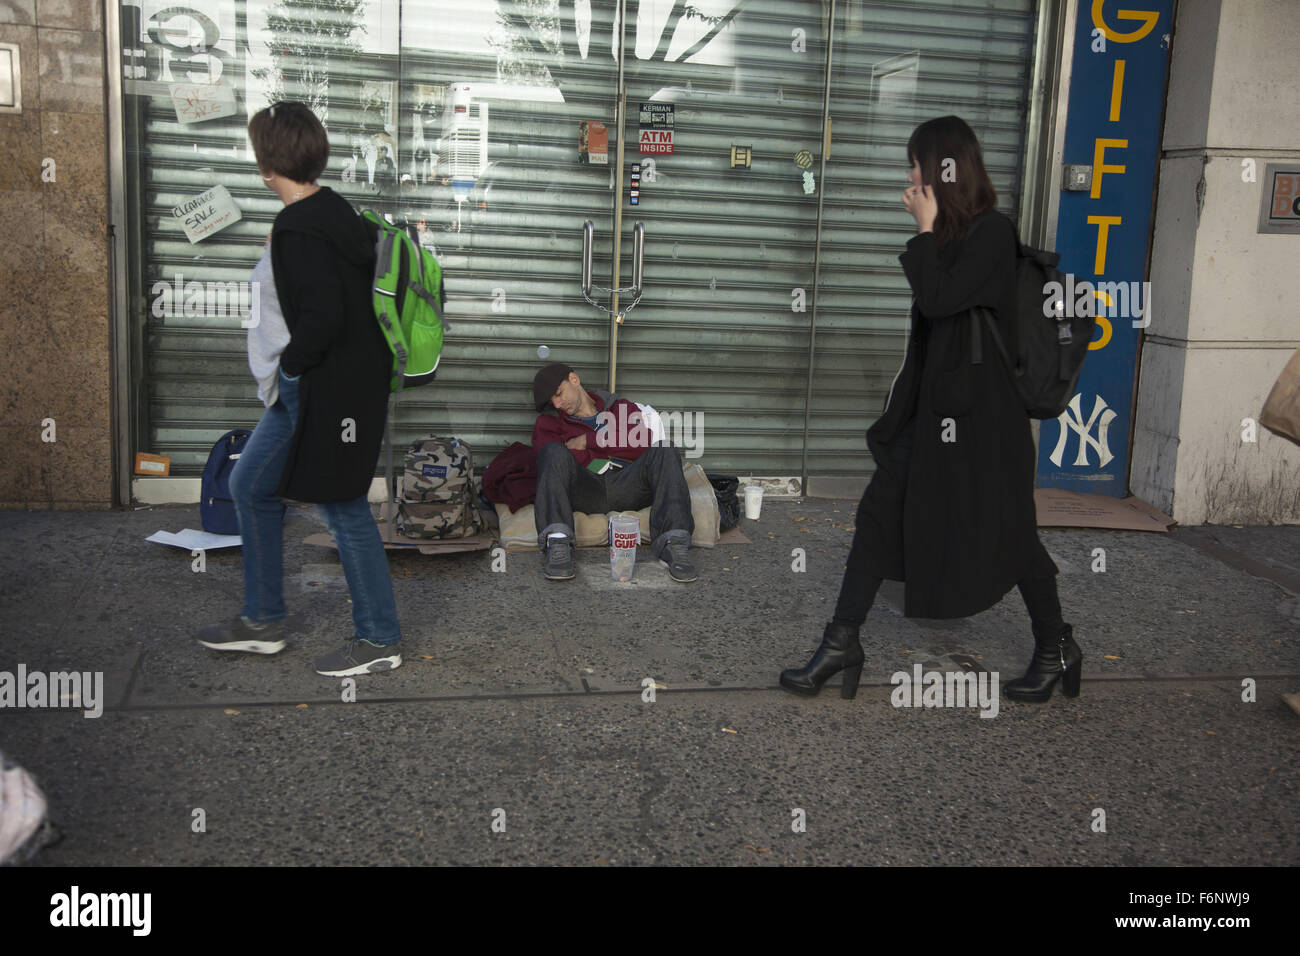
{"left": 361, "top": 210, "right": 446, "bottom": 392}
{"left": 361, "top": 211, "right": 452, "bottom": 539}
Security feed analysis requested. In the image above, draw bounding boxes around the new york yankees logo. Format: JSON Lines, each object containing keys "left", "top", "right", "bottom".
{"left": 1050, "top": 393, "right": 1117, "bottom": 467}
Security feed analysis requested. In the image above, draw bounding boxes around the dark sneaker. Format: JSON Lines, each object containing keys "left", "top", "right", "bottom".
{"left": 314, "top": 639, "right": 402, "bottom": 677}
{"left": 198, "top": 616, "right": 286, "bottom": 654}
{"left": 544, "top": 538, "right": 576, "bottom": 580}
{"left": 659, "top": 539, "right": 697, "bottom": 583}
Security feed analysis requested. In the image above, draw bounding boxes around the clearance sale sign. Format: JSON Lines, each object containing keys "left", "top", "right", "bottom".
{"left": 1037, "top": 0, "right": 1174, "bottom": 495}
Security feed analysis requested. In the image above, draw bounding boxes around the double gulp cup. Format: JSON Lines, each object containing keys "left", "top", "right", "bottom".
{"left": 609, "top": 513, "right": 640, "bottom": 581}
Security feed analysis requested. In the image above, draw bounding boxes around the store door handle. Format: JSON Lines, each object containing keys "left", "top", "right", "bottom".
{"left": 581, "top": 220, "right": 646, "bottom": 318}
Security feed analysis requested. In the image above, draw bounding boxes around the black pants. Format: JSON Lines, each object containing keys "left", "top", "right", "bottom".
{"left": 832, "top": 569, "right": 1064, "bottom": 638}
{"left": 534, "top": 442, "right": 694, "bottom": 558}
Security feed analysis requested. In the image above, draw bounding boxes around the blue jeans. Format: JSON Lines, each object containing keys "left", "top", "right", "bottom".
{"left": 228, "top": 368, "right": 401, "bottom": 644}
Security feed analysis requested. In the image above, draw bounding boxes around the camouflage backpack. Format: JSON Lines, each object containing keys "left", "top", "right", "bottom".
{"left": 396, "top": 437, "right": 482, "bottom": 539}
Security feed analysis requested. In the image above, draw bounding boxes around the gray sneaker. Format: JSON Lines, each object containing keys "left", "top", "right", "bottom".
{"left": 198, "top": 615, "right": 287, "bottom": 654}
{"left": 659, "top": 539, "right": 697, "bottom": 583}
{"left": 314, "top": 639, "right": 402, "bottom": 677}
{"left": 544, "top": 538, "right": 576, "bottom": 580}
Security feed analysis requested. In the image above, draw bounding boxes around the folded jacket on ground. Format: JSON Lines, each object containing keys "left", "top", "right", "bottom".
{"left": 481, "top": 441, "right": 538, "bottom": 512}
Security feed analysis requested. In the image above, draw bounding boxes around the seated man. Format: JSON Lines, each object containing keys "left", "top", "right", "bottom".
{"left": 531, "top": 363, "right": 696, "bottom": 582}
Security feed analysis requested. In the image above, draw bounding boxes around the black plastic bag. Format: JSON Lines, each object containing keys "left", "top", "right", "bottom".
{"left": 707, "top": 474, "right": 741, "bottom": 531}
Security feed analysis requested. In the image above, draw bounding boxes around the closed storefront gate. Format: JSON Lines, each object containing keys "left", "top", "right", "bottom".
{"left": 112, "top": 0, "right": 1049, "bottom": 501}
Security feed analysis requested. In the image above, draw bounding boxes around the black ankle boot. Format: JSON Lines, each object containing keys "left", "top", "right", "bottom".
{"left": 780, "top": 622, "right": 865, "bottom": 699}
{"left": 1004, "top": 623, "right": 1082, "bottom": 702}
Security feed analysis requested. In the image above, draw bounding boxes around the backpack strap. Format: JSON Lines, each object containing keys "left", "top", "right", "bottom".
{"left": 399, "top": 224, "right": 452, "bottom": 332}
{"left": 386, "top": 392, "right": 398, "bottom": 540}
{"left": 965, "top": 212, "right": 1020, "bottom": 372}
{"left": 373, "top": 227, "right": 409, "bottom": 389}
{"left": 973, "top": 306, "right": 1016, "bottom": 379}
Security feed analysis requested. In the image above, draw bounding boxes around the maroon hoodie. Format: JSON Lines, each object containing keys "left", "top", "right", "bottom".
{"left": 531, "top": 389, "right": 650, "bottom": 469}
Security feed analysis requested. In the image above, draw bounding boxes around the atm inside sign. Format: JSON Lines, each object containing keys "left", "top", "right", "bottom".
{"left": 639, "top": 129, "right": 674, "bottom": 154}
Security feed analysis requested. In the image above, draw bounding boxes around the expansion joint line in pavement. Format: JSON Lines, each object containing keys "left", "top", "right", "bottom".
{"left": 4, "top": 671, "right": 1297, "bottom": 717}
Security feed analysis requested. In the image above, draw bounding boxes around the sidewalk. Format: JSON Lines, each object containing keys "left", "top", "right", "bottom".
{"left": 1, "top": 500, "right": 1296, "bottom": 865}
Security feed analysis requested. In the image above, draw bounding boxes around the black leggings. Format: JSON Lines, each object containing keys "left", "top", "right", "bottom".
{"left": 832, "top": 566, "right": 1063, "bottom": 637}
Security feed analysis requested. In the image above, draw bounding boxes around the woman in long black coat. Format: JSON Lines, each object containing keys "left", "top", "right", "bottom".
{"left": 780, "top": 115, "right": 1081, "bottom": 703}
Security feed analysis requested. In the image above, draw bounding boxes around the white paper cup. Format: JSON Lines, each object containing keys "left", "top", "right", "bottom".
{"left": 743, "top": 485, "right": 763, "bottom": 520}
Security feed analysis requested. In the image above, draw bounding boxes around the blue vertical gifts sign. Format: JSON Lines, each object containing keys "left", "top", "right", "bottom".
{"left": 1037, "top": 0, "right": 1174, "bottom": 495}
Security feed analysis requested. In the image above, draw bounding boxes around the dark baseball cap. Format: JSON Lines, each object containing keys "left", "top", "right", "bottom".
{"left": 533, "top": 363, "right": 575, "bottom": 410}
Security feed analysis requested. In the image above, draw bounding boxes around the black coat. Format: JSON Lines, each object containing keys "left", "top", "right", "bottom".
{"left": 860, "top": 209, "right": 1056, "bottom": 618}
{"left": 269, "top": 187, "right": 389, "bottom": 503}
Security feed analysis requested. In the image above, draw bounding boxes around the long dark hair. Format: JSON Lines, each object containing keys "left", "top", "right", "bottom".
{"left": 906, "top": 116, "right": 997, "bottom": 246}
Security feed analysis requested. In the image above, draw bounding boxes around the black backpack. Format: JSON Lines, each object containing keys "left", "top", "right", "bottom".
{"left": 971, "top": 219, "right": 1095, "bottom": 419}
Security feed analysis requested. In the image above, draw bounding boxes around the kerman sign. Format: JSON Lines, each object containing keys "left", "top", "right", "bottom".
{"left": 639, "top": 102, "right": 674, "bottom": 155}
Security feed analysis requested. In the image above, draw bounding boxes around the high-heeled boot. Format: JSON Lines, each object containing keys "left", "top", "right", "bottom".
{"left": 779, "top": 622, "right": 865, "bottom": 699}
{"left": 1004, "top": 622, "right": 1082, "bottom": 702}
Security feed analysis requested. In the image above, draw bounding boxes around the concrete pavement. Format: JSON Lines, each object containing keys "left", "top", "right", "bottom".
{"left": 0, "top": 500, "right": 1296, "bottom": 865}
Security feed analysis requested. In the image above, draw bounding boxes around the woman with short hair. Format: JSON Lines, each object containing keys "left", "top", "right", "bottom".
{"left": 780, "top": 115, "right": 1079, "bottom": 703}
{"left": 198, "top": 102, "right": 403, "bottom": 678}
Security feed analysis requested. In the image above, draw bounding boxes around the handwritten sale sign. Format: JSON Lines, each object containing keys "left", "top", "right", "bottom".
{"left": 170, "top": 83, "right": 237, "bottom": 124}
{"left": 173, "top": 185, "right": 241, "bottom": 243}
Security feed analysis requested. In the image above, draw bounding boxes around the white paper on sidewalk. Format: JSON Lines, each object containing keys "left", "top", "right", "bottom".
{"left": 146, "top": 529, "right": 242, "bottom": 550}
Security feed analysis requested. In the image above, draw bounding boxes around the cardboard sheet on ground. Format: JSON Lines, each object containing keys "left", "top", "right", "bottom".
{"left": 304, "top": 502, "right": 495, "bottom": 554}
{"left": 147, "top": 529, "right": 242, "bottom": 550}
{"left": 492, "top": 462, "right": 726, "bottom": 552}
{"left": 1034, "top": 489, "right": 1175, "bottom": 532}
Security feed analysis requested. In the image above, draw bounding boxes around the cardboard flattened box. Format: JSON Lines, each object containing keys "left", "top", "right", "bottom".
{"left": 1033, "top": 488, "right": 1175, "bottom": 532}
{"left": 494, "top": 462, "right": 721, "bottom": 553}
{"left": 134, "top": 452, "right": 171, "bottom": 476}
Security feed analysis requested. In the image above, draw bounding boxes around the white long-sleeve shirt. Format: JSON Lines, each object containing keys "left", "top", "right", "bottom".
{"left": 246, "top": 248, "right": 292, "bottom": 408}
